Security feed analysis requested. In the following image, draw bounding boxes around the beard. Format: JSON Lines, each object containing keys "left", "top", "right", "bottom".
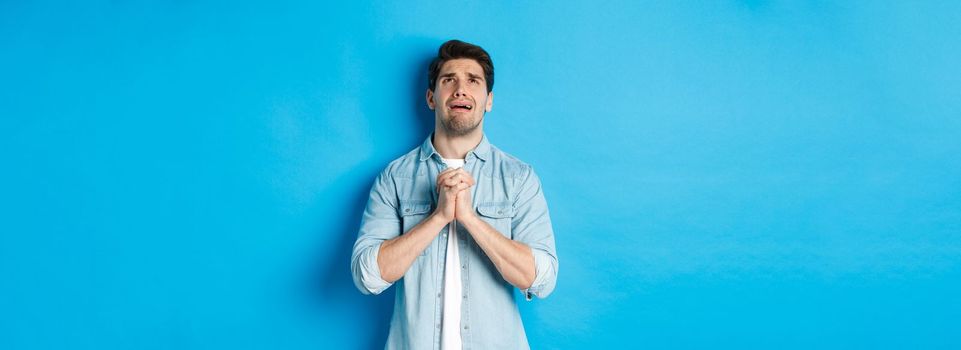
{"left": 441, "top": 113, "right": 483, "bottom": 136}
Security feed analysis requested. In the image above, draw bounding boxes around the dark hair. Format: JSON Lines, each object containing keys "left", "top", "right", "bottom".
{"left": 427, "top": 40, "right": 494, "bottom": 93}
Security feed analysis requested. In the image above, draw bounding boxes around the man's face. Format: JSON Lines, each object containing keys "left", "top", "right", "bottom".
{"left": 427, "top": 58, "right": 493, "bottom": 137}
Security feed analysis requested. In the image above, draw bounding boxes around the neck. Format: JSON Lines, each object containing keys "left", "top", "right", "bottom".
{"left": 432, "top": 128, "right": 482, "bottom": 159}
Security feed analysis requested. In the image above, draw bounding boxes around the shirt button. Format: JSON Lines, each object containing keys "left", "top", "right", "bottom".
{"left": 497, "top": 210, "right": 502, "bottom": 214}
{"left": 464, "top": 326, "right": 469, "bottom": 330}
{"left": 437, "top": 293, "right": 441, "bottom": 298}
{"left": 461, "top": 265, "right": 466, "bottom": 269}
{"left": 405, "top": 208, "right": 410, "bottom": 212}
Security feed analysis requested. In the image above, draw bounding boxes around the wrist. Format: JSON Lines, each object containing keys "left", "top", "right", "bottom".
{"left": 428, "top": 211, "right": 452, "bottom": 226}
{"left": 457, "top": 211, "right": 481, "bottom": 227}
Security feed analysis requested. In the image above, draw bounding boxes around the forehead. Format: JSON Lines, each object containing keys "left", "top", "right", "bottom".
{"left": 439, "top": 58, "right": 485, "bottom": 76}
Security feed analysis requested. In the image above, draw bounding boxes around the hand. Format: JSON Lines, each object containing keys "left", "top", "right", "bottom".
{"left": 453, "top": 171, "right": 477, "bottom": 223}
{"left": 433, "top": 168, "right": 473, "bottom": 223}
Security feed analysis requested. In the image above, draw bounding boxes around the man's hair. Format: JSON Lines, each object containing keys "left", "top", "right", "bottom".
{"left": 427, "top": 39, "right": 494, "bottom": 93}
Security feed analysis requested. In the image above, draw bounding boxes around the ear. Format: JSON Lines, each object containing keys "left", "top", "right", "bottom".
{"left": 426, "top": 89, "right": 435, "bottom": 110}
{"left": 485, "top": 91, "right": 493, "bottom": 112}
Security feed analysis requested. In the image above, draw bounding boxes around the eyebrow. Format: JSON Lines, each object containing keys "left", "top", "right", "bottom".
{"left": 439, "top": 72, "right": 485, "bottom": 81}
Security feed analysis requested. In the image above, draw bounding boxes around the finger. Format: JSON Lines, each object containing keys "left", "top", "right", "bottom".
{"left": 457, "top": 168, "right": 474, "bottom": 183}
{"left": 439, "top": 175, "right": 456, "bottom": 188}
{"left": 442, "top": 178, "right": 456, "bottom": 188}
{"left": 444, "top": 177, "right": 471, "bottom": 188}
{"left": 453, "top": 182, "right": 471, "bottom": 193}
{"left": 440, "top": 167, "right": 466, "bottom": 184}
{"left": 436, "top": 167, "right": 457, "bottom": 182}
{"left": 444, "top": 176, "right": 464, "bottom": 188}
{"left": 437, "top": 176, "right": 457, "bottom": 191}
{"left": 447, "top": 173, "right": 464, "bottom": 185}
{"left": 454, "top": 169, "right": 475, "bottom": 186}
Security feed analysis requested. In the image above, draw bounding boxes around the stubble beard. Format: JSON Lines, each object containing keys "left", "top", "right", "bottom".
{"left": 442, "top": 113, "right": 482, "bottom": 137}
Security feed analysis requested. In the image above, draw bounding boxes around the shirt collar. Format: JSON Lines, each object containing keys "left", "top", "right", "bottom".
{"left": 418, "top": 133, "right": 491, "bottom": 162}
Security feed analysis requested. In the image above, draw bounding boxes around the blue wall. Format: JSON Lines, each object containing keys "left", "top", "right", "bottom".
{"left": 2, "top": 1, "right": 960, "bottom": 349}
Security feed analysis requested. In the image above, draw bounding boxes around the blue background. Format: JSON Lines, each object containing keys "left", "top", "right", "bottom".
{"left": 2, "top": 1, "right": 960, "bottom": 349}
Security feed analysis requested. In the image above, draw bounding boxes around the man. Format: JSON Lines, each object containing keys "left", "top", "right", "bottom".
{"left": 351, "top": 39, "right": 558, "bottom": 350}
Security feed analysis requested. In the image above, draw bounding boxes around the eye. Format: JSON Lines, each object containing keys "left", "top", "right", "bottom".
{"left": 443, "top": 77, "right": 453, "bottom": 83}
{"left": 469, "top": 78, "right": 478, "bottom": 84}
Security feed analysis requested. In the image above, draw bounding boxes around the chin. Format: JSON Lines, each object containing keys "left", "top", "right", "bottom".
{"left": 443, "top": 120, "right": 478, "bottom": 136}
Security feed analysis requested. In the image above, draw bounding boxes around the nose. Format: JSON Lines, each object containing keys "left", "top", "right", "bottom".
{"left": 453, "top": 81, "right": 468, "bottom": 97}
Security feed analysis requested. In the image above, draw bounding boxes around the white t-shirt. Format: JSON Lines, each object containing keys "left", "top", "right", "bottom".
{"left": 440, "top": 158, "right": 464, "bottom": 350}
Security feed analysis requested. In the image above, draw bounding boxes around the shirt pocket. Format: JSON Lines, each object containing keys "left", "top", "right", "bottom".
{"left": 476, "top": 202, "right": 516, "bottom": 239}
{"left": 399, "top": 200, "right": 432, "bottom": 256}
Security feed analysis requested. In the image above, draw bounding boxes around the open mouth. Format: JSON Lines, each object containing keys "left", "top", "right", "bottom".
{"left": 448, "top": 101, "right": 473, "bottom": 112}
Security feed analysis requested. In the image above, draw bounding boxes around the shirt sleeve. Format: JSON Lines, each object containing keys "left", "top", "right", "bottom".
{"left": 350, "top": 169, "right": 400, "bottom": 295}
{"left": 511, "top": 165, "right": 559, "bottom": 300}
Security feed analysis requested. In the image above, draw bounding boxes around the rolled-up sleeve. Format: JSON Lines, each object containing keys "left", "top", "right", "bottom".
{"left": 350, "top": 169, "right": 400, "bottom": 295}
{"left": 511, "top": 165, "right": 558, "bottom": 300}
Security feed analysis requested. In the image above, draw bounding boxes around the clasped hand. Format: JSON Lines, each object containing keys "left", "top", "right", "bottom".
{"left": 434, "top": 167, "right": 475, "bottom": 223}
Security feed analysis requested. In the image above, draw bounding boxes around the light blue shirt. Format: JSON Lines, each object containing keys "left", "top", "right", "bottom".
{"left": 351, "top": 133, "right": 559, "bottom": 350}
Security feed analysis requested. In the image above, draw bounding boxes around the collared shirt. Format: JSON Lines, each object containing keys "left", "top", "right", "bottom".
{"left": 351, "top": 133, "right": 559, "bottom": 350}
